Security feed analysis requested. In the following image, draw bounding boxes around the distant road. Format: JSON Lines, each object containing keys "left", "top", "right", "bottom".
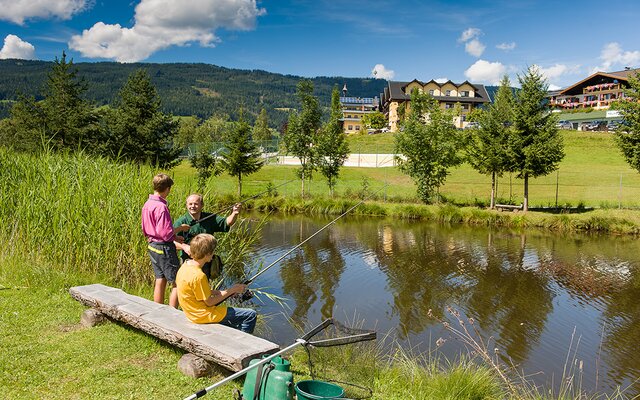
{"left": 270, "top": 154, "right": 400, "bottom": 168}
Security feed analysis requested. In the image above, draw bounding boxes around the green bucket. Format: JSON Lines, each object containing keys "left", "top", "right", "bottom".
{"left": 294, "top": 380, "right": 344, "bottom": 400}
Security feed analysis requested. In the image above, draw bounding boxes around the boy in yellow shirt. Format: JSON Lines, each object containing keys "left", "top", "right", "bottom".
{"left": 175, "top": 233, "right": 257, "bottom": 333}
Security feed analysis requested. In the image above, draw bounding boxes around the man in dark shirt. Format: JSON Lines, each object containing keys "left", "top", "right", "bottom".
{"left": 173, "top": 194, "right": 241, "bottom": 280}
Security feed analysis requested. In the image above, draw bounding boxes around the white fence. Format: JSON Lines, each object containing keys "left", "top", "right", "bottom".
{"left": 275, "top": 154, "right": 401, "bottom": 168}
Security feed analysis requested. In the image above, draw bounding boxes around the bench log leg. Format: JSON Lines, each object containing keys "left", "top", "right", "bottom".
{"left": 80, "top": 308, "right": 106, "bottom": 328}
{"left": 178, "top": 353, "right": 214, "bottom": 378}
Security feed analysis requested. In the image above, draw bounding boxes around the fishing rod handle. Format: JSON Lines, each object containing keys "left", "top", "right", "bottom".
{"left": 211, "top": 280, "right": 253, "bottom": 306}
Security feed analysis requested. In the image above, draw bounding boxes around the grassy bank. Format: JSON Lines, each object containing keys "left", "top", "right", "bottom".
{"left": 246, "top": 197, "right": 640, "bottom": 235}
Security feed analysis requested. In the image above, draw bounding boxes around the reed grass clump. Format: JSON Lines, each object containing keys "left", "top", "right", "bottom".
{"left": 0, "top": 149, "right": 260, "bottom": 286}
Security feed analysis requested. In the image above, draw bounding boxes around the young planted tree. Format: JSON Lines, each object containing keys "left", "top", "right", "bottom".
{"left": 317, "top": 87, "right": 350, "bottom": 196}
{"left": 105, "top": 69, "right": 181, "bottom": 168}
{"left": 510, "top": 66, "right": 564, "bottom": 211}
{"left": 253, "top": 108, "right": 272, "bottom": 141}
{"left": 219, "top": 116, "right": 263, "bottom": 197}
{"left": 361, "top": 111, "right": 388, "bottom": 131}
{"left": 395, "top": 89, "right": 466, "bottom": 203}
{"left": 613, "top": 71, "right": 640, "bottom": 172}
{"left": 175, "top": 116, "right": 201, "bottom": 149}
{"left": 190, "top": 151, "right": 218, "bottom": 193}
{"left": 467, "top": 75, "right": 514, "bottom": 209}
{"left": 283, "top": 80, "right": 322, "bottom": 197}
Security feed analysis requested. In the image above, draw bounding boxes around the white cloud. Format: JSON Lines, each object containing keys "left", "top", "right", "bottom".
{"left": 592, "top": 42, "right": 640, "bottom": 72}
{"left": 458, "top": 27, "right": 485, "bottom": 57}
{"left": 0, "top": 0, "right": 88, "bottom": 25}
{"left": 434, "top": 77, "right": 448, "bottom": 83}
{"left": 0, "top": 34, "right": 36, "bottom": 59}
{"left": 534, "top": 63, "right": 580, "bottom": 81}
{"left": 464, "top": 59, "right": 506, "bottom": 84}
{"left": 548, "top": 84, "right": 562, "bottom": 91}
{"left": 458, "top": 28, "right": 481, "bottom": 43}
{"left": 465, "top": 38, "right": 485, "bottom": 57}
{"left": 496, "top": 42, "right": 516, "bottom": 51}
{"left": 371, "top": 64, "right": 394, "bottom": 80}
{"left": 69, "top": 0, "right": 266, "bottom": 62}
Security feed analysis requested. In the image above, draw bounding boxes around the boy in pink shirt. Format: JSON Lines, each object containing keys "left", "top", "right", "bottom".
{"left": 141, "top": 173, "right": 189, "bottom": 307}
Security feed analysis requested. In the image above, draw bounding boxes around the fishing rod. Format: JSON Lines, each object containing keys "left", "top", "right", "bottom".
{"left": 214, "top": 184, "right": 387, "bottom": 306}
{"left": 191, "top": 179, "right": 294, "bottom": 226}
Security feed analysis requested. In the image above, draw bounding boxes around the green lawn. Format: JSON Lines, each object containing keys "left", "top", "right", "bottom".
{"left": 177, "top": 130, "right": 640, "bottom": 208}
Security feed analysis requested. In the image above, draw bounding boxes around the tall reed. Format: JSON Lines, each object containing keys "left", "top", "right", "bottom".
{"left": 0, "top": 148, "right": 260, "bottom": 286}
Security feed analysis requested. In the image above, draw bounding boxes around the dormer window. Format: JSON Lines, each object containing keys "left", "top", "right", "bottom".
{"left": 446, "top": 90, "right": 452, "bottom": 96}
{"left": 460, "top": 91, "right": 469, "bottom": 97}
{"left": 429, "top": 90, "right": 434, "bottom": 96}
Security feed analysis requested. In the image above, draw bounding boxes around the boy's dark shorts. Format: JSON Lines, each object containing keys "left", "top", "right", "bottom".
{"left": 147, "top": 242, "right": 180, "bottom": 282}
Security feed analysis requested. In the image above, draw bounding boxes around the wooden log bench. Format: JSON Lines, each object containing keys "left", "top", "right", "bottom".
{"left": 494, "top": 204, "right": 523, "bottom": 212}
{"left": 69, "top": 283, "right": 279, "bottom": 377}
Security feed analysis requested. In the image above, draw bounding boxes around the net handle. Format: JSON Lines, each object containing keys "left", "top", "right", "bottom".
{"left": 307, "top": 332, "right": 377, "bottom": 347}
{"left": 300, "top": 318, "right": 334, "bottom": 342}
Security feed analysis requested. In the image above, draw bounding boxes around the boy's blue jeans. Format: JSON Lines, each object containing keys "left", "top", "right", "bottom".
{"left": 220, "top": 307, "right": 257, "bottom": 334}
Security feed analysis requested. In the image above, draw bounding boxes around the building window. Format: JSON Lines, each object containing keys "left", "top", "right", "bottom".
{"left": 462, "top": 104, "right": 469, "bottom": 110}
{"left": 460, "top": 91, "right": 469, "bottom": 97}
{"left": 348, "top": 125, "right": 353, "bottom": 130}
{"left": 446, "top": 90, "right": 451, "bottom": 96}
{"left": 445, "top": 103, "right": 453, "bottom": 109}
{"left": 429, "top": 90, "right": 434, "bottom": 96}
{"left": 355, "top": 125, "right": 360, "bottom": 130}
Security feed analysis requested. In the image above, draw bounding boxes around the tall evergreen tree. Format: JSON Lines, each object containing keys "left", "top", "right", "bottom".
{"left": 220, "top": 114, "right": 263, "bottom": 197}
{"left": 252, "top": 108, "right": 272, "bottom": 141}
{"left": 283, "top": 80, "right": 322, "bottom": 197}
{"left": 395, "top": 89, "right": 466, "bottom": 203}
{"left": 2, "top": 94, "right": 45, "bottom": 152}
{"left": 467, "top": 75, "right": 514, "bottom": 209}
{"left": 317, "top": 87, "right": 349, "bottom": 196}
{"left": 510, "top": 66, "right": 564, "bottom": 211}
{"left": 613, "top": 71, "right": 640, "bottom": 172}
{"left": 105, "top": 69, "right": 181, "bottom": 168}
{"left": 3, "top": 52, "right": 96, "bottom": 152}
{"left": 41, "top": 51, "right": 97, "bottom": 150}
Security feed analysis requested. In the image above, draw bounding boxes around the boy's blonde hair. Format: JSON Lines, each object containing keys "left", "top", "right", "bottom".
{"left": 190, "top": 233, "right": 217, "bottom": 260}
{"left": 152, "top": 173, "right": 174, "bottom": 193}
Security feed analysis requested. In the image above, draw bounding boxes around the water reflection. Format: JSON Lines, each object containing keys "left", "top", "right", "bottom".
{"left": 251, "top": 214, "right": 640, "bottom": 395}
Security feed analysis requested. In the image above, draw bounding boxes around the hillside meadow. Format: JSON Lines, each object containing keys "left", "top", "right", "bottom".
{"left": 176, "top": 130, "right": 640, "bottom": 210}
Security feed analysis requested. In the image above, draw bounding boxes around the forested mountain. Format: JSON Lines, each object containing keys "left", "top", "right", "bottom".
{"left": 0, "top": 59, "right": 387, "bottom": 128}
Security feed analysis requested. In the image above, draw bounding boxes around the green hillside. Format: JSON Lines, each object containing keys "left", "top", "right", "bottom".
{"left": 0, "top": 59, "right": 387, "bottom": 127}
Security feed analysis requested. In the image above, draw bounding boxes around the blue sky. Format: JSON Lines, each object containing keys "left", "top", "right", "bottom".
{"left": 0, "top": 0, "right": 639, "bottom": 89}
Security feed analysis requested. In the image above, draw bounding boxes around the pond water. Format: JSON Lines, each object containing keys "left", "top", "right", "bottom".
{"left": 245, "top": 213, "right": 640, "bottom": 395}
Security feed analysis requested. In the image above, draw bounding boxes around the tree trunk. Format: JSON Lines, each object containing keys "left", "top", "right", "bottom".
{"left": 237, "top": 174, "right": 242, "bottom": 198}
{"left": 301, "top": 169, "right": 305, "bottom": 199}
{"left": 490, "top": 171, "right": 496, "bottom": 209}
{"left": 523, "top": 173, "right": 529, "bottom": 212}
